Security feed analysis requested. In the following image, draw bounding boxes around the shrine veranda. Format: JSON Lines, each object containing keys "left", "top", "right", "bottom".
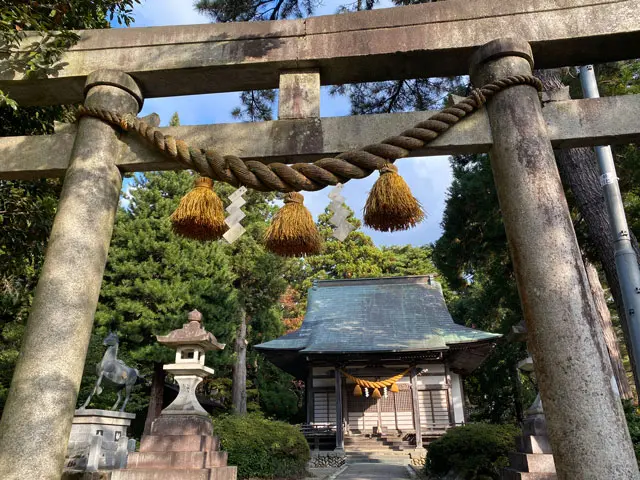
{"left": 2, "top": 1, "right": 640, "bottom": 479}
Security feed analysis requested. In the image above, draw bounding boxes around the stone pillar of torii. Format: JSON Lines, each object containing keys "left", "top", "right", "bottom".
{"left": 1, "top": 2, "right": 640, "bottom": 478}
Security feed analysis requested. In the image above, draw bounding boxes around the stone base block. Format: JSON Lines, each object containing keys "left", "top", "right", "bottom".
{"left": 150, "top": 415, "right": 213, "bottom": 436}
{"left": 502, "top": 469, "right": 557, "bottom": 480}
{"left": 522, "top": 414, "right": 548, "bottom": 437}
{"left": 111, "top": 469, "right": 210, "bottom": 480}
{"left": 508, "top": 453, "right": 556, "bottom": 473}
{"left": 111, "top": 466, "right": 236, "bottom": 480}
{"left": 127, "top": 451, "right": 228, "bottom": 469}
{"left": 209, "top": 467, "right": 237, "bottom": 480}
{"left": 140, "top": 435, "right": 219, "bottom": 453}
{"left": 516, "top": 435, "right": 552, "bottom": 454}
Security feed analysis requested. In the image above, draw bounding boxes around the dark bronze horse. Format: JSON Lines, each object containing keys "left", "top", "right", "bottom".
{"left": 80, "top": 332, "right": 141, "bottom": 412}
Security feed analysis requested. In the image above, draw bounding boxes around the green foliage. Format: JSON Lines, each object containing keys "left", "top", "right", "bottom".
{"left": 195, "top": 0, "right": 316, "bottom": 22}
{"left": 623, "top": 400, "right": 640, "bottom": 465}
{"left": 0, "top": 0, "right": 139, "bottom": 106}
{"left": 433, "top": 154, "right": 530, "bottom": 422}
{"left": 213, "top": 413, "right": 310, "bottom": 479}
{"left": 425, "top": 423, "right": 519, "bottom": 480}
{"left": 255, "top": 361, "right": 304, "bottom": 423}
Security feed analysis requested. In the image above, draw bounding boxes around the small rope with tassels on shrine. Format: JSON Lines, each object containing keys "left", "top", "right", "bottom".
{"left": 341, "top": 368, "right": 411, "bottom": 398}
{"left": 76, "top": 75, "right": 542, "bottom": 257}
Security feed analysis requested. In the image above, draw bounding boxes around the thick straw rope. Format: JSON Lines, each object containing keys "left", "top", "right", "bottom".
{"left": 78, "top": 75, "right": 542, "bottom": 193}
{"left": 340, "top": 369, "right": 411, "bottom": 389}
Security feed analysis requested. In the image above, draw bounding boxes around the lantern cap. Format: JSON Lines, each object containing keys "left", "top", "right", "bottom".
{"left": 157, "top": 309, "right": 226, "bottom": 351}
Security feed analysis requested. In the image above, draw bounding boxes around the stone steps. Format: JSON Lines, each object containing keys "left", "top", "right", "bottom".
{"left": 111, "top": 468, "right": 211, "bottom": 480}
{"left": 140, "top": 435, "right": 219, "bottom": 453}
{"left": 127, "top": 451, "right": 228, "bottom": 469}
{"left": 502, "top": 469, "right": 557, "bottom": 480}
{"left": 345, "top": 454, "right": 411, "bottom": 464}
{"left": 508, "top": 453, "right": 555, "bottom": 474}
{"left": 112, "top": 466, "right": 237, "bottom": 480}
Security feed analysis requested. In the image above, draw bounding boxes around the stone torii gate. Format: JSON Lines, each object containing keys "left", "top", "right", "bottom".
{"left": 1, "top": 1, "right": 640, "bottom": 479}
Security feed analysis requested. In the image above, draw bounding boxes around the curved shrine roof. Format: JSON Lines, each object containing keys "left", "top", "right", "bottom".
{"left": 256, "top": 276, "right": 500, "bottom": 355}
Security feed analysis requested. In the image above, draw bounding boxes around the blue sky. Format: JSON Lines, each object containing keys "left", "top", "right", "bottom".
{"left": 119, "top": 0, "right": 453, "bottom": 247}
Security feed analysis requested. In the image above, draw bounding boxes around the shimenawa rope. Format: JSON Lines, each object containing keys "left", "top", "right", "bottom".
{"left": 77, "top": 75, "right": 542, "bottom": 194}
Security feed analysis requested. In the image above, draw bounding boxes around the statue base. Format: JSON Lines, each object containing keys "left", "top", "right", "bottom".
{"left": 65, "top": 409, "right": 136, "bottom": 472}
{"left": 111, "top": 413, "right": 236, "bottom": 480}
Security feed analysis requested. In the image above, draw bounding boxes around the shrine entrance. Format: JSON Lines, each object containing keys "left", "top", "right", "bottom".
{"left": 2, "top": 1, "right": 640, "bottom": 479}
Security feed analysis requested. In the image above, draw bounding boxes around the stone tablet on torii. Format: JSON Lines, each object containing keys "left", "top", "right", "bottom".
{"left": 1, "top": 1, "right": 640, "bottom": 479}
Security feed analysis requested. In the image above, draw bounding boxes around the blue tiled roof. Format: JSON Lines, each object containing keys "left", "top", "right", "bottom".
{"left": 256, "top": 276, "right": 500, "bottom": 354}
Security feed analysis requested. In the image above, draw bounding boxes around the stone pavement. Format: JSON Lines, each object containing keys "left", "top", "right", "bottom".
{"left": 334, "top": 463, "right": 411, "bottom": 479}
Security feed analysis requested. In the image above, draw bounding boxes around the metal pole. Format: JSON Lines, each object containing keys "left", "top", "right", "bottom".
{"left": 579, "top": 64, "right": 640, "bottom": 380}
{"left": 469, "top": 38, "right": 639, "bottom": 479}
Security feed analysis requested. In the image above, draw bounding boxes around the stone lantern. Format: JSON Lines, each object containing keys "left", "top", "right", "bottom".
{"left": 156, "top": 309, "right": 225, "bottom": 416}
{"left": 113, "top": 310, "right": 236, "bottom": 480}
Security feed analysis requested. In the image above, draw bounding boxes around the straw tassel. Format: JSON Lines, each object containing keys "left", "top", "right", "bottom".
{"left": 363, "top": 163, "right": 425, "bottom": 232}
{"left": 170, "top": 176, "right": 227, "bottom": 241}
{"left": 372, "top": 388, "right": 382, "bottom": 399}
{"left": 264, "top": 192, "right": 322, "bottom": 256}
{"left": 390, "top": 383, "right": 399, "bottom": 393}
{"left": 353, "top": 385, "right": 363, "bottom": 397}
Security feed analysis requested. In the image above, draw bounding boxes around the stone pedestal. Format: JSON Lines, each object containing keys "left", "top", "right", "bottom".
{"left": 502, "top": 414, "right": 556, "bottom": 480}
{"left": 65, "top": 409, "right": 136, "bottom": 472}
{"left": 112, "top": 414, "right": 236, "bottom": 480}
{"left": 112, "top": 311, "right": 235, "bottom": 479}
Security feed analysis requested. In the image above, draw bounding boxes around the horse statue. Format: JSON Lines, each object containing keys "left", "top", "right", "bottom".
{"left": 80, "top": 332, "right": 142, "bottom": 412}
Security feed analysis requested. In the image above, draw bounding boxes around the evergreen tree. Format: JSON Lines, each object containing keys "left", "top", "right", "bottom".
{"left": 433, "top": 154, "right": 533, "bottom": 422}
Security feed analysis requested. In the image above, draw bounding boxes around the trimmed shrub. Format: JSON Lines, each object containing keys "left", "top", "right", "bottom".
{"left": 212, "top": 413, "right": 310, "bottom": 479}
{"left": 425, "top": 423, "right": 519, "bottom": 479}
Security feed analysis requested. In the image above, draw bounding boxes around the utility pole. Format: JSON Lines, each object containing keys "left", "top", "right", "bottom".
{"left": 580, "top": 65, "right": 640, "bottom": 382}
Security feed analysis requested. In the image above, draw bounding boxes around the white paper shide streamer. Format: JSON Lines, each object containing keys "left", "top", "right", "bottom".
{"left": 328, "top": 184, "right": 355, "bottom": 241}
{"left": 223, "top": 186, "right": 247, "bottom": 244}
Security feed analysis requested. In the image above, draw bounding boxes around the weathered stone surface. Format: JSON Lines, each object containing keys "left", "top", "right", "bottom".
{"left": 508, "top": 453, "right": 555, "bottom": 474}
{"left": 2, "top": 0, "right": 640, "bottom": 105}
{"left": 278, "top": 70, "right": 320, "bottom": 119}
{"left": 111, "top": 469, "right": 211, "bottom": 480}
{"left": 516, "top": 435, "right": 552, "bottom": 455}
{"left": 140, "top": 435, "right": 218, "bottom": 453}
{"left": 150, "top": 415, "right": 213, "bottom": 437}
{"left": 470, "top": 37, "right": 639, "bottom": 480}
{"left": 65, "top": 409, "right": 135, "bottom": 472}
{"left": 2, "top": 94, "right": 639, "bottom": 181}
{"left": 502, "top": 470, "right": 557, "bottom": 480}
{"left": 0, "top": 71, "right": 141, "bottom": 480}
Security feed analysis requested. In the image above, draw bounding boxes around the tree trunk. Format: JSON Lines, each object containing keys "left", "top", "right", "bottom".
{"left": 232, "top": 309, "right": 248, "bottom": 414}
{"left": 143, "top": 362, "right": 165, "bottom": 434}
{"left": 584, "top": 258, "right": 634, "bottom": 399}
{"left": 538, "top": 71, "right": 638, "bottom": 392}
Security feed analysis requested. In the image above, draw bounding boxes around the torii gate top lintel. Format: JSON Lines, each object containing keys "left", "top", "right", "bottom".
{"left": 2, "top": 0, "right": 640, "bottom": 106}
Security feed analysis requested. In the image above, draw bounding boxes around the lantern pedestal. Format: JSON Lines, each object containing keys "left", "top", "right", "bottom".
{"left": 112, "top": 310, "right": 236, "bottom": 480}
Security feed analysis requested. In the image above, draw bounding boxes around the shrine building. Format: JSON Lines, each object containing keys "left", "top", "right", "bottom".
{"left": 256, "top": 275, "right": 500, "bottom": 450}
